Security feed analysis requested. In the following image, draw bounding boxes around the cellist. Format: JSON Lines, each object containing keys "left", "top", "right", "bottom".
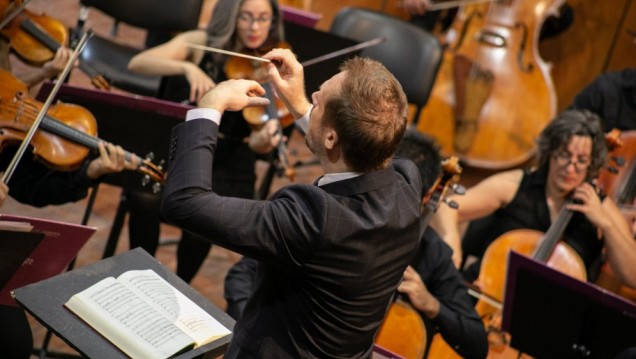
{"left": 431, "top": 110, "right": 636, "bottom": 288}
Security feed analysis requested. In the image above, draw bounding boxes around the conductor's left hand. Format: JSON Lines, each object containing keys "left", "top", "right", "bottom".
{"left": 198, "top": 79, "right": 270, "bottom": 113}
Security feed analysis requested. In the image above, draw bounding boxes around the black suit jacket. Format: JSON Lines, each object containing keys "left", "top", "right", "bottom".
{"left": 161, "top": 118, "right": 422, "bottom": 358}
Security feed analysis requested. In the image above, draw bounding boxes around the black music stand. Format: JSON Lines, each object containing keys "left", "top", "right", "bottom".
{"left": 37, "top": 82, "right": 190, "bottom": 259}
{"left": 13, "top": 248, "right": 234, "bottom": 359}
{"left": 502, "top": 251, "right": 636, "bottom": 359}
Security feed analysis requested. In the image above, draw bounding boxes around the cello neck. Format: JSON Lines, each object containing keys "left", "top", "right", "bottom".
{"left": 532, "top": 203, "right": 574, "bottom": 262}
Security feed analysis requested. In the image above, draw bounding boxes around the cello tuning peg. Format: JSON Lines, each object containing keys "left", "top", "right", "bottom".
{"left": 152, "top": 182, "right": 162, "bottom": 194}
{"left": 444, "top": 199, "right": 459, "bottom": 210}
{"left": 141, "top": 174, "right": 150, "bottom": 187}
{"left": 612, "top": 156, "right": 626, "bottom": 167}
{"left": 145, "top": 152, "right": 155, "bottom": 161}
{"left": 452, "top": 184, "right": 466, "bottom": 195}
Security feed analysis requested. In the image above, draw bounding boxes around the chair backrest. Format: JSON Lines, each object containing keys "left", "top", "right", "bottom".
{"left": 76, "top": 0, "right": 202, "bottom": 96}
{"left": 330, "top": 7, "right": 442, "bottom": 123}
{"left": 80, "top": 0, "right": 202, "bottom": 32}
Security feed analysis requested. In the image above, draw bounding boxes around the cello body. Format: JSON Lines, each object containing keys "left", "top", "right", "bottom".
{"left": 374, "top": 299, "right": 427, "bottom": 359}
{"left": 427, "top": 229, "right": 587, "bottom": 359}
{"left": 416, "top": 0, "right": 561, "bottom": 169}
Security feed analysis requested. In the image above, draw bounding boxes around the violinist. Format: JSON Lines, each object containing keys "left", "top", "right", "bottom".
{"left": 0, "top": 0, "right": 74, "bottom": 88}
{"left": 126, "top": 0, "right": 283, "bottom": 283}
{"left": 1, "top": 7, "right": 138, "bottom": 357}
{"left": 431, "top": 110, "right": 636, "bottom": 289}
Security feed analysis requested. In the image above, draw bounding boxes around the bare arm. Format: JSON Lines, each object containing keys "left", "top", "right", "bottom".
{"left": 430, "top": 169, "right": 522, "bottom": 267}
{"left": 567, "top": 184, "right": 636, "bottom": 287}
{"left": 128, "top": 30, "right": 213, "bottom": 103}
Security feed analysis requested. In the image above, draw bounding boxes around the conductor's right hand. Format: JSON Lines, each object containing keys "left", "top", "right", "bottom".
{"left": 198, "top": 79, "right": 270, "bottom": 113}
{"left": 263, "top": 48, "right": 311, "bottom": 120}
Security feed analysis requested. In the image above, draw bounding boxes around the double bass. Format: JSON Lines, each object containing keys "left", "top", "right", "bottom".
{"left": 416, "top": 0, "right": 561, "bottom": 169}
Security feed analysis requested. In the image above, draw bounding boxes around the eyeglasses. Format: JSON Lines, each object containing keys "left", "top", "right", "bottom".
{"left": 553, "top": 151, "right": 591, "bottom": 173}
{"left": 238, "top": 13, "right": 273, "bottom": 27}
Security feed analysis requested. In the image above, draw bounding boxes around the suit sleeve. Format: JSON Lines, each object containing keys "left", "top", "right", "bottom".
{"left": 161, "top": 118, "right": 327, "bottom": 266}
{"left": 421, "top": 229, "right": 488, "bottom": 359}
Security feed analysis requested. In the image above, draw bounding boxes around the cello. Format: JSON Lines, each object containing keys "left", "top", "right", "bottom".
{"left": 374, "top": 156, "right": 463, "bottom": 359}
{"left": 416, "top": 0, "right": 561, "bottom": 169}
{"left": 595, "top": 130, "right": 636, "bottom": 301}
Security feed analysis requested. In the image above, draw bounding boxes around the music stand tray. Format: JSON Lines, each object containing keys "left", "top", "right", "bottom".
{"left": 502, "top": 251, "right": 636, "bottom": 359}
{"left": 13, "top": 248, "right": 235, "bottom": 359}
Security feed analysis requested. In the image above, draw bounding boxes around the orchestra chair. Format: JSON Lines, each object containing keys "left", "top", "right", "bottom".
{"left": 329, "top": 7, "right": 443, "bottom": 124}
{"left": 74, "top": 0, "right": 203, "bottom": 96}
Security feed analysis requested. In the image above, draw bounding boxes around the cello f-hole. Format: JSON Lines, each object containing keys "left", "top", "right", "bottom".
{"left": 452, "top": 10, "right": 484, "bottom": 50}
{"left": 515, "top": 22, "right": 534, "bottom": 72}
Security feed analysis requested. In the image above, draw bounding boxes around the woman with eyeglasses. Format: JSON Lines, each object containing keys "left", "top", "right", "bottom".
{"left": 430, "top": 110, "right": 636, "bottom": 289}
{"left": 126, "top": 0, "right": 283, "bottom": 284}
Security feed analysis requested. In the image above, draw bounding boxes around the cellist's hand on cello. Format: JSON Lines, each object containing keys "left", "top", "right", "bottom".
{"left": 566, "top": 182, "right": 609, "bottom": 229}
{"left": 397, "top": 266, "right": 441, "bottom": 318}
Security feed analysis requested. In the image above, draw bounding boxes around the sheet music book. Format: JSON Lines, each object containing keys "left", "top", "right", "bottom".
{"left": 64, "top": 269, "right": 231, "bottom": 359}
{"left": 12, "top": 248, "right": 234, "bottom": 358}
{"left": 0, "top": 214, "right": 95, "bottom": 306}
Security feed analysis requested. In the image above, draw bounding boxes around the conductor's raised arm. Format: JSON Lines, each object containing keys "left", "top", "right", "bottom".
{"left": 263, "top": 48, "right": 311, "bottom": 120}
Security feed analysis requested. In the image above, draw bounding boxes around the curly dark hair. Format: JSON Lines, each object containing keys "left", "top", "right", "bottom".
{"left": 536, "top": 110, "right": 608, "bottom": 179}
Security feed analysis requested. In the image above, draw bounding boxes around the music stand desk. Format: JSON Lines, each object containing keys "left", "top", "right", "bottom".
{"left": 502, "top": 251, "right": 636, "bottom": 359}
{"left": 13, "top": 248, "right": 234, "bottom": 359}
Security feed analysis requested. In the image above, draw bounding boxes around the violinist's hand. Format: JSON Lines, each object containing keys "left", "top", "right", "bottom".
{"left": 402, "top": 0, "right": 431, "bottom": 16}
{"left": 263, "top": 48, "right": 311, "bottom": 120}
{"left": 397, "top": 266, "right": 440, "bottom": 319}
{"left": 184, "top": 62, "right": 216, "bottom": 104}
{"left": 86, "top": 142, "right": 138, "bottom": 180}
{"left": 0, "top": 180, "right": 8, "bottom": 208}
{"left": 249, "top": 120, "right": 283, "bottom": 154}
{"left": 198, "top": 79, "right": 269, "bottom": 113}
{"left": 42, "top": 47, "right": 73, "bottom": 77}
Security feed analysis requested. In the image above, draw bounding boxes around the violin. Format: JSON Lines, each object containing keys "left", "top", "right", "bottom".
{"left": 0, "top": 0, "right": 109, "bottom": 89}
{"left": 224, "top": 43, "right": 296, "bottom": 182}
{"left": 0, "top": 69, "right": 165, "bottom": 188}
{"left": 223, "top": 43, "right": 295, "bottom": 129}
{"left": 374, "top": 157, "right": 463, "bottom": 359}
